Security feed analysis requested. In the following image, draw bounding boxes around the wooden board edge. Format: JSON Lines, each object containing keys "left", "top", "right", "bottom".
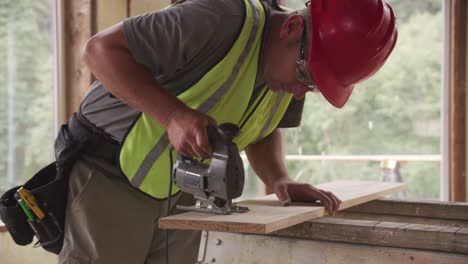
{"left": 160, "top": 181, "right": 407, "bottom": 234}
{"left": 264, "top": 183, "right": 405, "bottom": 234}
{"left": 159, "top": 218, "right": 267, "bottom": 234}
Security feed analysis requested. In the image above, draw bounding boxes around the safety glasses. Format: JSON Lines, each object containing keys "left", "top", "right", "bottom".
{"left": 295, "top": 15, "right": 319, "bottom": 93}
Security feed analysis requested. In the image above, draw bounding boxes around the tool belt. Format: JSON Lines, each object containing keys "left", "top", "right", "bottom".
{"left": 0, "top": 112, "right": 119, "bottom": 254}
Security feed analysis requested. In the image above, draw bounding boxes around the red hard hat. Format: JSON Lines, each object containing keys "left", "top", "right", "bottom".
{"left": 307, "top": 0, "right": 398, "bottom": 108}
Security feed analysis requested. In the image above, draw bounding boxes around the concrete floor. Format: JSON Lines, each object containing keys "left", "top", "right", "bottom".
{"left": 1, "top": 232, "right": 57, "bottom": 264}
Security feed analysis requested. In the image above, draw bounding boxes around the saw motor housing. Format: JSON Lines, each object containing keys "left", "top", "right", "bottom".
{"left": 172, "top": 124, "right": 247, "bottom": 214}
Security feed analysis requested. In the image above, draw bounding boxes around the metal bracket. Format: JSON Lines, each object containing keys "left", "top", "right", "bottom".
{"left": 196, "top": 231, "right": 209, "bottom": 264}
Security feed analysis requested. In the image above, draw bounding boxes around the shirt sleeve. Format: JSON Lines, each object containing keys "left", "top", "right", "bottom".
{"left": 122, "top": 0, "right": 244, "bottom": 83}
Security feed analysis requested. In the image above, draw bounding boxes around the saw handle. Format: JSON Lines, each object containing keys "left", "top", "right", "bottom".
{"left": 177, "top": 123, "right": 239, "bottom": 160}
{"left": 206, "top": 123, "right": 240, "bottom": 149}
{"left": 217, "top": 123, "right": 240, "bottom": 140}
{"left": 206, "top": 125, "right": 219, "bottom": 151}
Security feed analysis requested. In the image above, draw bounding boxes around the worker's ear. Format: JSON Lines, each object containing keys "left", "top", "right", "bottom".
{"left": 279, "top": 14, "right": 304, "bottom": 40}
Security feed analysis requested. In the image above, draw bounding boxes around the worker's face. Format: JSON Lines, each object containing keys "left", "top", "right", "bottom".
{"left": 264, "top": 15, "right": 318, "bottom": 100}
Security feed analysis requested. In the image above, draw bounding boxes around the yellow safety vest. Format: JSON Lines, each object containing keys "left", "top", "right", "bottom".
{"left": 119, "top": 0, "right": 293, "bottom": 199}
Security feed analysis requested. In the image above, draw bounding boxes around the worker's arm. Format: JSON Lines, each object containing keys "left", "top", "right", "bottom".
{"left": 81, "top": 22, "right": 216, "bottom": 158}
{"left": 245, "top": 128, "right": 341, "bottom": 214}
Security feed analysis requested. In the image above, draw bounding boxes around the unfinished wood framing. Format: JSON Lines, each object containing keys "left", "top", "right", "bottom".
{"left": 96, "top": 0, "right": 127, "bottom": 32}
{"left": 334, "top": 199, "right": 468, "bottom": 227}
{"left": 344, "top": 199, "right": 468, "bottom": 220}
{"left": 449, "top": 0, "right": 467, "bottom": 201}
{"left": 60, "top": 0, "right": 96, "bottom": 123}
{"left": 129, "top": 0, "right": 172, "bottom": 16}
{"left": 333, "top": 211, "right": 468, "bottom": 227}
{"left": 95, "top": 0, "right": 172, "bottom": 32}
{"left": 59, "top": 0, "right": 174, "bottom": 123}
{"left": 273, "top": 217, "right": 467, "bottom": 254}
{"left": 269, "top": 199, "right": 468, "bottom": 254}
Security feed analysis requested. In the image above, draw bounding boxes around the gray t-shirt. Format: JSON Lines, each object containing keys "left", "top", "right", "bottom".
{"left": 80, "top": 0, "right": 304, "bottom": 142}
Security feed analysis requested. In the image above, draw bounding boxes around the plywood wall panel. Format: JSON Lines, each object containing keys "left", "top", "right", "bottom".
{"left": 130, "top": 0, "right": 171, "bottom": 16}
{"left": 96, "top": 0, "right": 127, "bottom": 32}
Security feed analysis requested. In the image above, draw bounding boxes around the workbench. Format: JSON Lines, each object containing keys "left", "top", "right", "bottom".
{"left": 196, "top": 199, "right": 468, "bottom": 264}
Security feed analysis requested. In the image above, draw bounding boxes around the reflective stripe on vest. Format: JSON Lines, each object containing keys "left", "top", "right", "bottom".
{"left": 119, "top": 0, "right": 293, "bottom": 199}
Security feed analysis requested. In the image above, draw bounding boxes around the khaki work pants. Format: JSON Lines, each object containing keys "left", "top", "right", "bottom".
{"left": 58, "top": 157, "right": 201, "bottom": 264}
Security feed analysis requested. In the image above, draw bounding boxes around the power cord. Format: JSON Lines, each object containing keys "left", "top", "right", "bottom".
{"left": 166, "top": 146, "right": 175, "bottom": 264}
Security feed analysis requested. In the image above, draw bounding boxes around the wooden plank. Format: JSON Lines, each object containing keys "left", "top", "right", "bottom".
{"left": 199, "top": 231, "right": 468, "bottom": 264}
{"left": 449, "top": 0, "right": 467, "bottom": 202}
{"left": 333, "top": 211, "right": 468, "bottom": 227}
{"left": 344, "top": 199, "right": 468, "bottom": 220}
{"left": 96, "top": 0, "right": 127, "bottom": 32}
{"left": 61, "top": 0, "right": 94, "bottom": 122}
{"left": 271, "top": 217, "right": 468, "bottom": 254}
{"left": 159, "top": 181, "right": 405, "bottom": 234}
{"left": 130, "top": 0, "right": 171, "bottom": 16}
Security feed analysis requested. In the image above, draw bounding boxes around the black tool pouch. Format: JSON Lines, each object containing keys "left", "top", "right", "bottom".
{"left": 0, "top": 162, "right": 65, "bottom": 254}
{"left": 0, "top": 114, "right": 86, "bottom": 254}
{"left": 0, "top": 186, "right": 34, "bottom": 245}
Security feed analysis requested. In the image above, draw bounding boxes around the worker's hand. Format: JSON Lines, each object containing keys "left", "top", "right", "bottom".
{"left": 166, "top": 107, "right": 217, "bottom": 159}
{"left": 272, "top": 178, "right": 342, "bottom": 215}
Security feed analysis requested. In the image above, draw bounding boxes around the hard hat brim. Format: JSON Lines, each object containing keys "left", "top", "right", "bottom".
{"left": 309, "top": 58, "right": 354, "bottom": 108}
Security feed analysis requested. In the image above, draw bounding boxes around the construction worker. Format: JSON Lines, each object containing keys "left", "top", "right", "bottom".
{"left": 55, "top": 0, "right": 397, "bottom": 263}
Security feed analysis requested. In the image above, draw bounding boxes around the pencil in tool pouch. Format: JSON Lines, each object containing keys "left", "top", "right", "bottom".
{"left": 14, "top": 187, "right": 62, "bottom": 247}
{"left": 17, "top": 198, "right": 35, "bottom": 221}
{"left": 16, "top": 187, "right": 45, "bottom": 220}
